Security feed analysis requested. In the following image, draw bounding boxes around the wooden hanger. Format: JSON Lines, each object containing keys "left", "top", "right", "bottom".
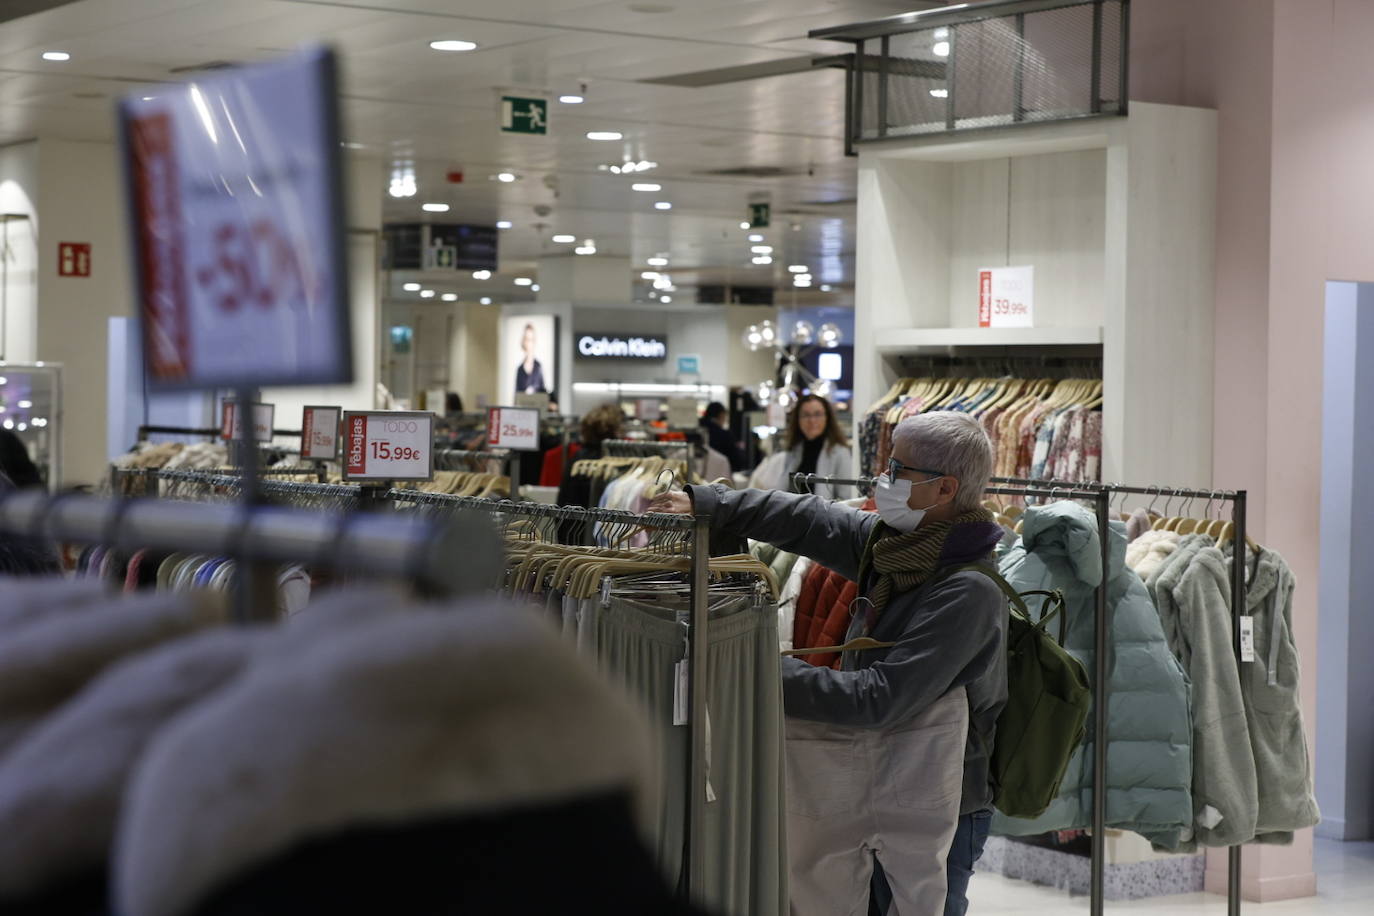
{"left": 783, "top": 636, "right": 895, "bottom": 657}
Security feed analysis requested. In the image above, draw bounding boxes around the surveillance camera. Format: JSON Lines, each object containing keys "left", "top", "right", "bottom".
{"left": 533, "top": 204, "right": 553, "bottom": 218}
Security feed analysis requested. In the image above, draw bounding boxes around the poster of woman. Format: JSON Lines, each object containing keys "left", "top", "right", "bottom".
{"left": 500, "top": 314, "right": 558, "bottom": 402}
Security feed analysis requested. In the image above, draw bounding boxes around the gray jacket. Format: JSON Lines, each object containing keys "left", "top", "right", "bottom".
{"left": 687, "top": 484, "right": 1007, "bottom": 815}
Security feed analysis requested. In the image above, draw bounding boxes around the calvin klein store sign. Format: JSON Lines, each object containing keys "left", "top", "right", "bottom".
{"left": 576, "top": 333, "right": 668, "bottom": 361}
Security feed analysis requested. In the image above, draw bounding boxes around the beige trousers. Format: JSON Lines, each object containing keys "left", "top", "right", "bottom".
{"left": 784, "top": 687, "right": 968, "bottom": 916}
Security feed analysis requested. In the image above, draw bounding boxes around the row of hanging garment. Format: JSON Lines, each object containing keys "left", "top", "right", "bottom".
{"left": 0, "top": 575, "right": 702, "bottom": 916}
{"left": 395, "top": 469, "right": 509, "bottom": 499}
{"left": 857, "top": 376, "right": 1103, "bottom": 484}
{"left": 1121, "top": 503, "right": 1320, "bottom": 849}
{"left": 496, "top": 521, "right": 787, "bottom": 916}
{"left": 569, "top": 456, "right": 698, "bottom": 548}
{"left": 109, "top": 443, "right": 231, "bottom": 495}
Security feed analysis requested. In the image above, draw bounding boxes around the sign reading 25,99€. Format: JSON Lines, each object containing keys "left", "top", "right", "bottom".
{"left": 118, "top": 46, "right": 352, "bottom": 390}
{"left": 343, "top": 411, "right": 434, "bottom": 482}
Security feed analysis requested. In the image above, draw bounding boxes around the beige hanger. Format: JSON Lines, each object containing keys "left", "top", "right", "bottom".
{"left": 783, "top": 636, "right": 895, "bottom": 657}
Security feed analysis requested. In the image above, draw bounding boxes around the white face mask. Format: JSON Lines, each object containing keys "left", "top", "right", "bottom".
{"left": 875, "top": 473, "right": 939, "bottom": 533}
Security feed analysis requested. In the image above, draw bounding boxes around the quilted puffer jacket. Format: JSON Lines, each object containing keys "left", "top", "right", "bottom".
{"left": 993, "top": 502, "right": 1194, "bottom": 849}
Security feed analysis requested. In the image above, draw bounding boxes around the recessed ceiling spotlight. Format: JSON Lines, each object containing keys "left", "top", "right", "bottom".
{"left": 660, "top": 295, "right": 672, "bottom": 303}
{"left": 141, "top": 96, "right": 155, "bottom": 102}
{"left": 574, "top": 244, "right": 597, "bottom": 255}
{"left": 934, "top": 27, "right": 950, "bottom": 39}
{"left": 632, "top": 182, "right": 661, "bottom": 192}
{"left": 441, "top": 293, "right": 458, "bottom": 301}
{"left": 532, "top": 284, "right": 541, "bottom": 291}
{"left": 929, "top": 88, "right": 949, "bottom": 99}
{"left": 641, "top": 271, "right": 660, "bottom": 280}
{"left": 430, "top": 39, "right": 478, "bottom": 51}
{"left": 739, "top": 221, "right": 751, "bottom": 230}
{"left": 788, "top": 264, "right": 808, "bottom": 273}
{"left": 496, "top": 220, "right": 513, "bottom": 229}
{"left": 752, "top": 255, "right": 773, "bottom": 265}
{"left": 794, "top": 278, "right": 812, "bottom": 288}
{"left": 559, "top": 94, "right": 584, "bottom": 104}
{"left": 41, "top": 51, "right": 70, "bottom": 61}
{"left": 420, "top": 289, "right": 436, "bottom": 298}
{"left": 552, "top": 234, "right": 576, "bottom": 243}
{"left": 422, "top": 202, "right": 450, "bottom": 212}
{"left": 646, "top": 256, "right": 669, "bottom": 267}
{"left": 796, "top": 274, "right": 812, "bottom": 283}
{"left": 654, "top": 201, "right": 672, "bottom": 210}
{"left": 472, "top": 269, "right": 492, "bottom": 280}
{"left": 403, "top": 282, "right": 422, "bottom": 292}
{"left": 751, "top": 245, "right": 772, "bottom": 254}
{"left": 514, "top": 277, "right": 533, "bottom": 286}
{"left": 748, "top": 233, "right": 764, "bottom": 242}
{"left": 480, "top": 296, "right": 493, "bottom": 305}
{"left": 586, "top": 131, "right": 623, "bottom": 141}
{"left": 820, "top": 284, "right": 832, "bottom": 292}
{"left": 496, "top": 172, "right": 516, "bottom": 182}
{"left": 933, "top": 40, "right": 951, "bottom": 57}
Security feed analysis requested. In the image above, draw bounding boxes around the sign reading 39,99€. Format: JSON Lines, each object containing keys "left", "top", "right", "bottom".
{"left": 118, "top": 46, "right": 352, "bottom": 390}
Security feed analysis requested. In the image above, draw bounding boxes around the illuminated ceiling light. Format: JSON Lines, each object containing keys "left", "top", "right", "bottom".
{"left": 403, "top": 282, "right": 422, "bottom": 292}
{"left": 141, "top": 96, "right": 155, "bottom": 101}
{"left": 752, "top": 255, "right": 773, "bottom": 265}
{"left": 472, "top": 269, "right": 492, "bottom": 280}
{"left": 748, "top": 233, "right": 764, "bottom": 242}
{"left": 552, "top": 234, "right": 576, "bottom": 243}
{"left": 793, "top": 278, "right": 812, "bottom": 288}
{"left": 496, "top": 220, "right": 512, "bottom": 229}
{"left": 586, "top": 130, "right": 623, "bottom": 141}
{"left": 559, "top": 94, "right": 584, "bottom": 104}
{"left": 788, "top": 264, "right": 808, "bottom": 273}
{"left": 496, "top": 172, "right": 516, "bottom": 182}
{"left": 420, "top": 289, "right": 436, "bottom": 298}
{"left": 421, "top": 202, "right": 450, "bottom": 212}
{"left": 795, "top": 273, "right": 813, "bottom": 283}
{"left": 441, "top": 293, "right": 458, "bottom": 301}
{"left": 641, "top": 271, "right": 660, "bottom": 280}
{"left": 1, "top": 420, "right": 11, "bottom": 430}
{"left": 929, "top": 88, "right": 949, "bottom": 99}
{"left": 654, "top": 201, "right": 672, "bottom": 210}
{"left": 574, "top": 245, "right": 597, "bottom": 255}
{"left": 514, "top": 277, "right": 533, "bottom": 286}
{"left": 934, "top": 27, "right": 950, "bottom": 39}
{"left": 632, "top": 182, "right": 661, "bottom": 192}
{"left": 751, "top": 245, "right": 772, "bottom": 254}
{"left": 646, "top": 256, "right": 668, "bottom": 267}
{"left": 480, "top": 296, "right": 493, "bottom": 305}
{"left": 660, "top": 295, "right": 672, "bottom": 303}
{"left": 430, "top": 39, "right": 478, "bottom": 51}
{"left": 933, "top": 40, "right": 950, "bottom": 57}
{"left": 820, "top": 284, "right": 832, "bottom": 292}
{"left": 532, "top": 284, "right": 541, "bottom": 291}
{"left": 739, "top": 221, "right": 751, "bottom": 229}
{"left": 17, "top": 400, "right": 32, "bottom": 409}
{"left": 42, "top": 50, "right": 70, "bottom": 61}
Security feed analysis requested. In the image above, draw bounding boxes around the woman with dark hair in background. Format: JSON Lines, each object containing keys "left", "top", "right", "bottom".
{"left": 0, "top": 472, "right": 59, "bottom": 576}
{"left": 555, "top": 405, "right": 625, "bottom": 543}
{"left": 0, "top": 429, "right": 44, "bottom": 490}
{"left": 782, "top": 394, "right": 851, "bottom": 499}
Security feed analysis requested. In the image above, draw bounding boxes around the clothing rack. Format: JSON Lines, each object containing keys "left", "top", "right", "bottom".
{"left": 150, "top": 470, "right": 362, "bottom": 509}
{"left": 780, "top": 472, "right": 1251, "bottom": 915}
{"left": 434, "top": 448, "right": 516, "bottom": 496}
{"left": 0, "top": 486, "right": 500, "bottom": 600}
{"left": 603, "top": 438, "right": 696, "bottom": 481}
{"left": 377, "top": 489, "right": 716, "bottom": 902}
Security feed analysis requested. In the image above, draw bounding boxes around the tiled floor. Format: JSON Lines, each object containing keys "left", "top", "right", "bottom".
{"left": 966, "top": 839, "right": 1374, "bottom": 914}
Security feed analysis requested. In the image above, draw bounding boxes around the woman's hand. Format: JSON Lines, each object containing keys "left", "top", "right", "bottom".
{"left": 646, "top": 491, "right": 692, "bottom": 515}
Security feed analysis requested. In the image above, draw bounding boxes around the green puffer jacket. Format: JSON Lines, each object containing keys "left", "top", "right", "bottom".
{"left": 993, "top": 502, "right": 1194, "bottom": 849}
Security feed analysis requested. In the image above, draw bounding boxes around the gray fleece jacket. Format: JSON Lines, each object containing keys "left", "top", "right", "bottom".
{"left": 687, "top": 484, "right": 1007, "bottom": 816}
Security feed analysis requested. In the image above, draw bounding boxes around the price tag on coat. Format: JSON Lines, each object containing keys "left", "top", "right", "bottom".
{"left": 342, "top": 411, "right": 434, "bottom": 481}
{"left": 1240, "top": 616, "right": 1255, "bottom": 663}
{"left": 673, "top": 659, "right": 689, "bottom": 726}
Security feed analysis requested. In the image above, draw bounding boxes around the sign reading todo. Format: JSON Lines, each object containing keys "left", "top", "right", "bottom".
{"left": 977, "top": 265, "right": 1035, "bottom": 328}
{"left": 576, "top": 333, "right": 668, "bottom": 361}
{"left": 486, "top": 406, "right": 540, "bottom": 451}
{"left": 118, "top": 46, "right": 352, "bottom": 389}
{"left": 220, "top": 401, "right": 275, "bottom": 442}
{"left": 343, "top": 411, "right": 434, "bottom": 481}
{"left": 301, "top": 405, "right": 341, "bottom": 460}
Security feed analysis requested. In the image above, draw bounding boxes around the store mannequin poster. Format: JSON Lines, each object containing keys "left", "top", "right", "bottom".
{"left": 501, "top": 315, "right": 558, "bottom": 405}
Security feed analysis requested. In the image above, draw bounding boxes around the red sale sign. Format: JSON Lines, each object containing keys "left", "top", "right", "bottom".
{"left": 342, "top": 411, "right": 433, "bottom": 481}
{"left": 976, "top": 265, "right": 1034, "bottom": 329}
{"left": 301, "top": 405, "right": 341, "bottom": 460}
{"left": 486, "top": 407, "right": 540, "bottom": 451}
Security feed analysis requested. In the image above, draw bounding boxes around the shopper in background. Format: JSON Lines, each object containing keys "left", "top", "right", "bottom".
{"left": 649, "top": 411, "right": 1006, "bottom": 916}
{"left": 781, "top": 394, "right": 851, "bottom": 499}
{"left": 444, "top": 392, "right": 464, "bottom": 416}
{"left": 700, "top": 402, "right": 746, "bottom": 472}
{"left": 0, "top": 429, "right": 45, "bottom": 490}
{"left": 556, "top": 405, "right": 625, "bottom": 541}
{"left": 0, "top": 472, "right": 59, "bottom": 575}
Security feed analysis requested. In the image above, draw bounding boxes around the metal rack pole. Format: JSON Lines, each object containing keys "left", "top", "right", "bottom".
{"left": 685, "top": 509, "right": 712, "bottom": 902}
{"left": 1090, "top": 487, "right": 1111, "bottom": 916}
{"left": 1228, "top": 489, "right": 1248, "bottom": 915}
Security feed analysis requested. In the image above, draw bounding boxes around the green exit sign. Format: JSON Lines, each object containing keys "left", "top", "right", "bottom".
{"left": 501, "top": 96, "right": 548, "bottom": 135}
{"left": 749, "top": 202, "right": 771, "bottom": 228}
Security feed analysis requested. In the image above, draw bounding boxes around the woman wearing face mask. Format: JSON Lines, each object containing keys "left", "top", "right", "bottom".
{"left": 782, "top": 395, "right": 851, "bottom": 499}
{"left": 648, "top": 411, "right": 1006, "bottom": 916}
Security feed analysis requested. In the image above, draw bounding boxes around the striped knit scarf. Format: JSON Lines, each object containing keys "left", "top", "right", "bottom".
{"left": 857, "top": 508, "right": 1004, "bottom": 621}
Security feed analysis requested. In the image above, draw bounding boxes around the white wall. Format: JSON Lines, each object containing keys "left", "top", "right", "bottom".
{"left": 0, "top": 141, "right": 39, "bottom": 364}
{"left": 1317, "top": 280, "right": 1374, "bottom": 840}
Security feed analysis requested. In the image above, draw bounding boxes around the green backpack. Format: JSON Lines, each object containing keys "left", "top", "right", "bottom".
{"left": 942, "top": 564, "right": 1092, "bottom": 820}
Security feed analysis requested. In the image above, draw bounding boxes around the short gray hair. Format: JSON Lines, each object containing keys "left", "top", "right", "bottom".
{"left": 891, "top": 411, "right": 993, "bottom": 513}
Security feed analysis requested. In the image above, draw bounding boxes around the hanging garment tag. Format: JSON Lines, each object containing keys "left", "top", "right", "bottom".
{"left": 673, "top": 659, "right": 689, "bottom": 726}
{"left": 600, "top": 576, "right": 613, "bottom": 608}
{"left": 705, "top": 707, "right": 717, "bottom": 803}
{"left": 1240, "top": 616, "right": 1256, "bottom": 663}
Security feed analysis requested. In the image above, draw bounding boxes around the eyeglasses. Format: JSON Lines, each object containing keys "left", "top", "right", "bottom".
{"left": 888, "top": 458, "right": 946, "bottom": 481}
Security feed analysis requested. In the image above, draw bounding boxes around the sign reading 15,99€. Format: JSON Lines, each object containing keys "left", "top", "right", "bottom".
{"left": 118, "top": 46, "right": 352, "bottom": 390}
{"left": 978, "top": 265, "right": 1035, "bottom": 329}
{"left": 343, "top": 411, "right": 434, "bottom": 481}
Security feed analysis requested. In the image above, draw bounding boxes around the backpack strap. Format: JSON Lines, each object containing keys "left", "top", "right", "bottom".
{"left": 936, "top": 563, "right": 1069, "bottom": 646}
